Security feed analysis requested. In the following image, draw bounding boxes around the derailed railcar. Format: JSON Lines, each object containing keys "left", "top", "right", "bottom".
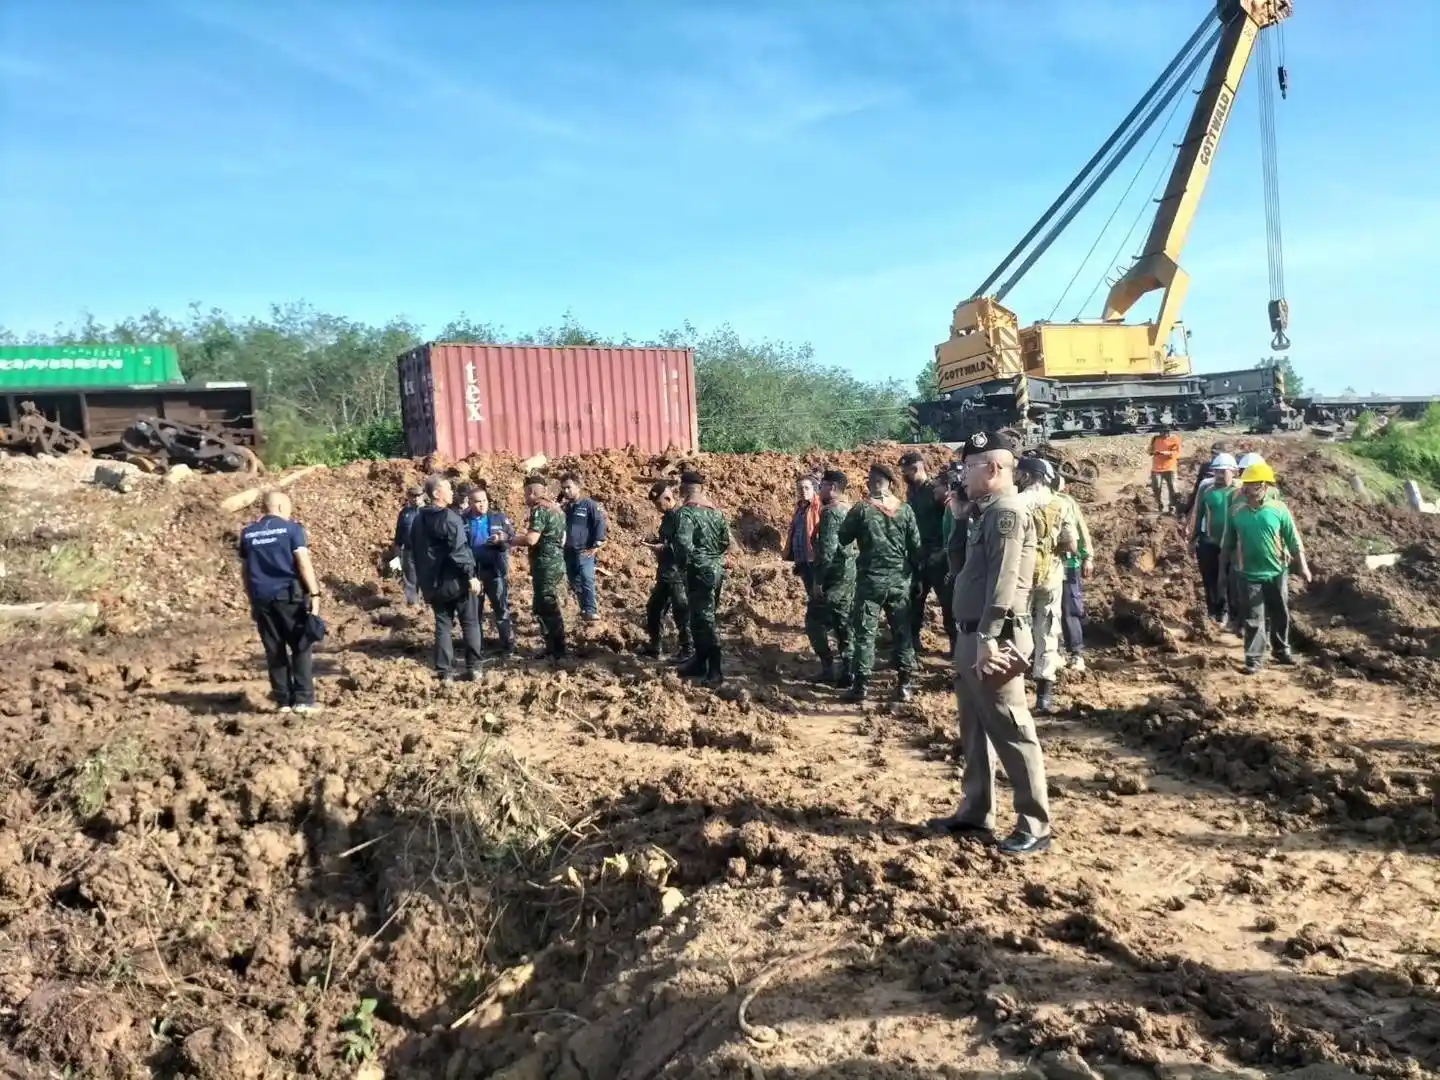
{"left": 0, "top": 382, "right": 261, "bottom": 471}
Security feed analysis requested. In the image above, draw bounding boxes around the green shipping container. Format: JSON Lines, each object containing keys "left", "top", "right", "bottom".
{"left": 0, "top": 344, "right": 185, "bottom": 389}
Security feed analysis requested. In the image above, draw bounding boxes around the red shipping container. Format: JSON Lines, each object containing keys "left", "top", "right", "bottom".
{"left": 397, "top": 343, "right": 699, "bottom": 461}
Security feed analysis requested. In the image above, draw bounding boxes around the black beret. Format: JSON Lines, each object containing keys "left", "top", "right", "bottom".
{"left": 898, "top": 450, "right": 924, "bottom": 467}
{"left": 679, "top": 470, "right": 706, "bottom": 486}
{"left": 820, "top": 469, "right": 848, "bottom": 486}
{"left": 959, "top": 430, "right": 1019, "bottom": 461}
{"left": 868, "top": 462, "right": 897, "bottom": 484}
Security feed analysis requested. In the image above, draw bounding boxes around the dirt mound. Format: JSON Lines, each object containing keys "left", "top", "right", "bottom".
{"left": 2, "top": 436, "right": 1438, "bottom": 1079}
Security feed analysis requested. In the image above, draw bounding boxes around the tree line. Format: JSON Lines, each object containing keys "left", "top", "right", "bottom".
{"left": 0, "top": 305, "right": 917, "bottom": 464}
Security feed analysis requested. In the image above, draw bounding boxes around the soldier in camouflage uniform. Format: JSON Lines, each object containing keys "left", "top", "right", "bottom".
{"left": 641, "top": 479, "right": 692, "bottom": 662}
{"left": 901, "top": 451, "right": 949, "bottom": 655}
{"left": 512, "top": 475, "right": 568, "bottom": 661}
{"left": 805, "top": 469, "right": 857, "bottom": 686}
{"left": 673, "top": 470, "right": 731, "bottom": 686}
{"left": 839, "top": 463, "right": 922, "bottom": 703}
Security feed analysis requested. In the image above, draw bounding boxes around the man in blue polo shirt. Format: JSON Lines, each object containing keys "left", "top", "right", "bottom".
{"left": 465, "top": 485, "right": 517, "bottom": 655}
{"left": 560, "top": 472, "right": 607, "bottom": 624}
{"left": 239, "top": 491, "right": 323, "bottom": 713}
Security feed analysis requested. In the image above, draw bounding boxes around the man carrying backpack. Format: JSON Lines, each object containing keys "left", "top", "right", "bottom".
{"left": 1016, "top": 457, "right": 1076, "bottom": 714}
{"left": 411, "top": 474, "right": 485, "bottom": 682}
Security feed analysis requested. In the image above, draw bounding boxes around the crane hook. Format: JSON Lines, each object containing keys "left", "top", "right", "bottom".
{"left": 1277, "top": 65, "right": 1289, "bottom": 99}
{"left": 1268, "top": 298, "right": 1291, "bottom": 351}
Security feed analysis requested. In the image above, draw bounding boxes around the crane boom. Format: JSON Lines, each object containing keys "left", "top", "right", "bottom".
{"left": 1103, "top": 0, "right": 1294, "bottom": 348}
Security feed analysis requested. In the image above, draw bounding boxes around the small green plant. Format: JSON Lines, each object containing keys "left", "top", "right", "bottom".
{"left": 43, "top": 542, "right": 111, "bottom": 599}
{"left": 340, "top": 998, "right": 379, "bottom": 1065}
{"left": 69, "top": 741, "right": 142, "bottom": 818}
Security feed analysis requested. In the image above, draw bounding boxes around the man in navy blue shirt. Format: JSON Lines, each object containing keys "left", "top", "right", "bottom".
{"left": 560, "top": 473, "right": 607, "bottom": 624}
{"left": 239, "top": 491, "right": 323, "bottom": 713}
{"left": 464, "top": 485, "right": 517, "bottom": 655}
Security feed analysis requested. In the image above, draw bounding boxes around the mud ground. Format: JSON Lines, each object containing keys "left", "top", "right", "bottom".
{"left": 0, "top": 436, "right": 1437, "bottom": 1080}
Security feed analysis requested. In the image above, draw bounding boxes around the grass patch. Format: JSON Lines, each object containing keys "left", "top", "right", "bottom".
{"left": 1346, "top": 406, "right": 1440, "bottom": 493}
{"left": 44, "top": 541, "right": 111, "bottom": 599}
{"left": 1315, "top": 443, "right": 1436, "bottom": 505}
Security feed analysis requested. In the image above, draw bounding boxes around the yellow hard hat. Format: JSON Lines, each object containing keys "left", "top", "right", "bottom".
{"left": 1241, "top": 462, "right": 1276, "bottom": 484}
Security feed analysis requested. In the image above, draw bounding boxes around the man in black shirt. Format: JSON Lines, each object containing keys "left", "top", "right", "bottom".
{"left": 411, "top": 475, "right": 484, "bottom": 681}
{"left": 392, "top": 484, "right": 425, "bottom": 605}
{"left": 240, "top": 491, "right": 323, "bottom": 713}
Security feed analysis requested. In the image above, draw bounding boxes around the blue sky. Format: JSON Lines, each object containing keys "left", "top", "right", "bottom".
{"left": 1, "top": 0, "right": 1436, "bottom": 394}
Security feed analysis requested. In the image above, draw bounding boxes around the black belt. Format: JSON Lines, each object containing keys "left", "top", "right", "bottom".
{"left": 959, "top": 614, "right": 1027, "bottom": 635}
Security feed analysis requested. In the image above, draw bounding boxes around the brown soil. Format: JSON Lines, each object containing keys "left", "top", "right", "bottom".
{"left": 1, "top": 437, "right": 1438, "bottom": 1080}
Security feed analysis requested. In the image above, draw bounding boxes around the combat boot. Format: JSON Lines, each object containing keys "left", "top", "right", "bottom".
{"left": 841, "top": 675, "right": 869, "bottom": 704}
{"left": 834, "top": 663, "right": 854, "bottom": 690}
{"left": 677, "top": 651, "right": 707, "bottom": 679}
{"left": 1034, "top": 679, "right": 1056, "bottom": 715}
{"left": 811, "top": 659, "right": 836, "bottom": 684}
{"left": 894, "top": 673, "right": 914, "bottom": 703}
{"left": 670, "top": 643, "right": 695, "bottom": 664}
{"left": 639, "top": 639, "right": 661, "bottom": 658}
{"left": 703, "top": 649, "right": 725, "bottom": 687}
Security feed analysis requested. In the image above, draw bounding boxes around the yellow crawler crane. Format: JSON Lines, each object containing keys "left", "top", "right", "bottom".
{"left": 928, "top": 0, "right": 1293, "bottom": 443}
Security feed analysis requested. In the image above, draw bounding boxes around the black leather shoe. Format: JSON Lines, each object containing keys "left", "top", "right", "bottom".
{"left": 926, "top": 814, "right": 992, "bottom": 838}
{"left": 1274, "top": 651, "right": 1296, "bottom": 665}
{"left": 639, "top": 641, "right": 661, "bottom": 658}
{"left": 834, "top": 667, "right": 854, "bottom": 690}
{"left": 999, "top": 832, "right": 1052, "bottom": 856}
{"left": 840, "top": 676, "right": 868, "bottom": 704}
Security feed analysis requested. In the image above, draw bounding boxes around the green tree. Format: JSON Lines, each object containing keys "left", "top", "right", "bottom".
{"left": 914, "top": 364, "right": 939, "bottom": 402}
{"left": 2, "top": 306, "right": 914, "bottom": 462}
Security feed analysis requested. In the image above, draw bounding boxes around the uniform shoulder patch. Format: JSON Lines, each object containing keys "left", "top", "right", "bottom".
{"left": 996, "top": 509, "right": 1020, "bottom": 538}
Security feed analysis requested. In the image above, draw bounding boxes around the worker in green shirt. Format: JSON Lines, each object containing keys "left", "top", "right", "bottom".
{"left": 1220, "top": 461, "right": 1312, "bottom": 674}
{"left": 1052, "top": 474, "right": 1093, "bottom": 672}
{"left": 1191, "top": 452, "right": 1239, "bottom": 624}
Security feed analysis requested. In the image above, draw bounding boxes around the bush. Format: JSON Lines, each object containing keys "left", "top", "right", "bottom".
{"left": 262, "top": 414, "right": 405, "bottom": 469}
{"left": 1349, "top": 406, "right": 1440, "bottom": 490}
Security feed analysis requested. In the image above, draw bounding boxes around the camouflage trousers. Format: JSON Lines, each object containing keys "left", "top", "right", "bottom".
{"left": 849, "top": 577, "right": 916, "bottom": 679}
{"left": 804, "top": 583, "right": 854, "bottom": 668}
{"left": 646, "top": 571, "right": 690, "bottom": 648}
{"left": 685, "top": 564, "right": 725, "bottom": 658}
{"left": 531, "top": 566, "right": 566, "bottom": 652}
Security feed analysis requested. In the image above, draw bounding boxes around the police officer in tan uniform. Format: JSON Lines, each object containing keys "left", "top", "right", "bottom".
{"left": 929, "top": 430, "right": 1053, "bottom": 855}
